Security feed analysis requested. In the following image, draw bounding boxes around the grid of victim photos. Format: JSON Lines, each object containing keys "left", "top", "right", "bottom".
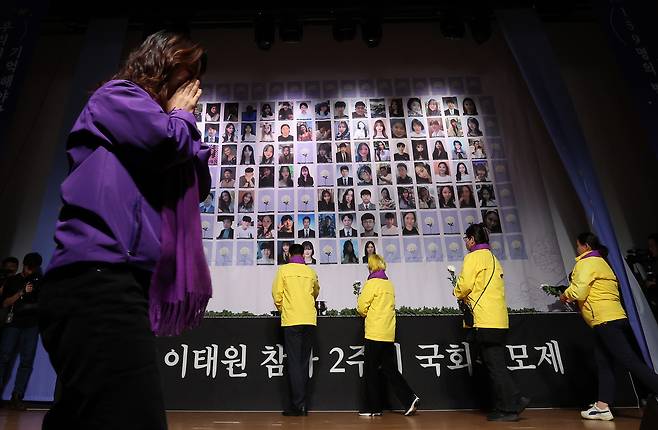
{"left": 197, "top": 95, "right": 526, "bottom": 267}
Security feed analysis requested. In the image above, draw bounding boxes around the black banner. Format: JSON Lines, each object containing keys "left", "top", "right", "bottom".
{"left": 156, "top": 314, "right": 637, "bottom": 410}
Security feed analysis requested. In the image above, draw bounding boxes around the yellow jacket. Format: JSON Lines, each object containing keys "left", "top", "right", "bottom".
{"left": 453, "top": 248, "right": 508, "bottom": 329}
{"left": 357, "top": 278, "right": 396, "bottom": 342}
{"left": 563, "top": 252, "right": 627, "bottom": 327}
{"left": 272, "top": 262, "right": 320, "bottom": 327}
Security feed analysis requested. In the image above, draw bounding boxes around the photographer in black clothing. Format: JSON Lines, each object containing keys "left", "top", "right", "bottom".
{"left": 0, "top": 252, "right": 42, "bottom": 410}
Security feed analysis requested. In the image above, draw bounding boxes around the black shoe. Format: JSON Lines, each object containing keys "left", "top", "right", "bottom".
{"left": 516, "top": 396, "right": 531, "bottom": 414}
{"left": 282, "top": 408, "right": 307, "bottom": 416}
{"left": 487, "top": 411, "right": 519, "bottom": 422}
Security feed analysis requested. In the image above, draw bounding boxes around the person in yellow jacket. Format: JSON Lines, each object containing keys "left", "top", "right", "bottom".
{"left": 453, "top": 223, "right": 528, "bottom": 422}
{"left": 560, "top": 232, "right": 658, "bottom": 421}
{"left": 357, "top": 254, "right": 419, "bottom": 417}
{"left": 272, "top": 243, "right": 320, "bottom": 416}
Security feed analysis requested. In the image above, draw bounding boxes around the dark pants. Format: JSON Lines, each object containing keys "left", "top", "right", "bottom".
{"left": 471, "top": 328, "right": 522, "bottom": 413}
{"left": 363, "top": 339, "right": 415, "bottom": 412}
{"left": 593, "top": 318, "right": 658, "bottom": 404}
{"left": 283, "top": 325, "right": 315, "bottom": 411}
{"left": 0, "top": 325, "right": 39, "bottom": 398}
{"left": 38, "top": 264, "right": 167, "bottom": 430}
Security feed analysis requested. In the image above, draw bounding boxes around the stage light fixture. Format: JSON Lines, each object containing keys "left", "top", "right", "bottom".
{"left": 254, "top": 12, "right": 275, "bottom": 51}
{"left": 440, "top": 10, "right": 465, "bottom": 40}
{"left": 361, "top": 16, "right": 382, "bottom": 48}
{"left": 279, "top": 15, "right": 303, "bottom": 43}
{"left": 333, "top": 16, "right": 356, "bottom": 42}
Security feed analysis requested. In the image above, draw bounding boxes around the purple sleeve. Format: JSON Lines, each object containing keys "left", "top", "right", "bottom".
{"left": 87, "top": 80, "right": 202, "bottom": 163}
{"left": 195, "top": 145, "right": 211, "bottom": 200}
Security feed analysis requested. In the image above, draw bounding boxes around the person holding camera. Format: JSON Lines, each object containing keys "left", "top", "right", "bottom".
{"left": 0, "top": 252, "right": 43, "bottom": 410}
{"left": 453, "top": 223, "right": 528, "bottom": 422}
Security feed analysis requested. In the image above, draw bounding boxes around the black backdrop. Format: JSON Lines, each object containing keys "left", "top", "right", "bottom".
{"left": 156, "top": 313, "right": 637, "bottom": 410}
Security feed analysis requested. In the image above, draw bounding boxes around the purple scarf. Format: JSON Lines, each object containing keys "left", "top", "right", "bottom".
{"left": 368, "top": 270, "right": 388, "bottom": 280}
{"left": 289, "top": 255, "right": 305, "bottom": 264}
{"left": 580, "top": 250, "right": 602, "bottom": 260}
{"left": 149, "top": 141, "right": 212, "bottom": 337}
{"left": 470, "top": 243, "right": 491, "bottom": 252}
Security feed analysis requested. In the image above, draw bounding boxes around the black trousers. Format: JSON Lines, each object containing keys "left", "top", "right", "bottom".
{"left": 470, "top": 328, "right": 522, "bottom": 413}
{"left": 593, "top": 318, "right": 658, "bottom": 404}
{"left": 283, "top": 325, "right": 315, "bottom": 411}
{"left": 363, "top": 339, "right": 415, "bottom": 412}
{"left": 38, "top": 264, "right": 167, "bottom": 430}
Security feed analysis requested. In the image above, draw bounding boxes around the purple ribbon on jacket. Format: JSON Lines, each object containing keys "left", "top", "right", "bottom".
{"left": 149, "top": 117, "right": 212, "bottom": 337}
{"left": 368, "top": 270, "right": 388, "bottom": 280}
{"left": 580, "top": 250, "right": 602, "bottom": 260}
{"left": 470, "top": 243, "right": 491, "bottom": 252}
{"left": 289, "top": 255, "right": 305, "bottom": 264}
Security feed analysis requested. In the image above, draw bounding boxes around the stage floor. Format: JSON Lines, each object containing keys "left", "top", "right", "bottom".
{"left": 0, "top": 408, "right": 644, "bottom": 429}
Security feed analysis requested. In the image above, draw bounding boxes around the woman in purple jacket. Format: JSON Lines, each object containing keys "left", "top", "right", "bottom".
{"left": 38, "top": 31, "right": 211, "bottom": 429}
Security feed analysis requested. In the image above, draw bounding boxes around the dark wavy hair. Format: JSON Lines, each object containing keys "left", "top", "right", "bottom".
{"left": 112, "top": 31, "right": 206, "bottom": 108}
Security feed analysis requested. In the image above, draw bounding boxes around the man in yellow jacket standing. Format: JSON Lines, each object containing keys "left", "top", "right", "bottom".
{"left": 272, "top": 243, "right": 320, "bottom": 416}
{"left": 357, "top": 254, "right": 419, "bottom": 417}
{"left": 453, "top": 223, "right": 528, "bottom": 422}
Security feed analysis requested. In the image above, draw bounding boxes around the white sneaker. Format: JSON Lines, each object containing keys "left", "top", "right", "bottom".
{"left": 404, "top": 396, "right": 420, "bottom": 416}
{"left": 581, "top": 404, "right": 614, "bottom": 421}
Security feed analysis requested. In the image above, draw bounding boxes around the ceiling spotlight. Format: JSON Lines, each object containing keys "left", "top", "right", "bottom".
{"left": 254, "top": 12, "right": 275, "bottom": 51}
{"left": 279, "top": 15, "right": 303, "bottom": 43}
{"left": 440, "top": 10, "right": 465, "bottom": 40}
{"left": 333, "top": 16, "right": 356, "bottom": 42}
{"left": 361, "top": 16, "right": 382, "bottom": 48}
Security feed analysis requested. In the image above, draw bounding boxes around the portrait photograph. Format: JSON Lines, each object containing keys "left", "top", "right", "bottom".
{"left": 205, "top": 102, "right": 221, "bottom": 122}
{"left": 378, "top": 187, "right": 396, "bottom": 210}
{"left": 469, "top": 138, "right": 487, "bottom": 159}
{"left": 397, "top": 186, "right": 416, "bottom": 210}
{"left": 388, "top": 98, "right": 404, "bottom": 118}
{"left": 445, "top": 117, "right": 464, "bottom": 137}
{"left": 376, "top": 164, "right": 393, "bottom": 186}
{"left": 380, "top": 212, "right": 399, "bottom": 236}
{"left": 204, "top": 123, "right": 220, "bottom": 144}
{"left": 315, "top": 120, "right": 332, "bottom": 141}
{"left": 390, "top": 119, "right": 407, "bottom": 139}
{"left": 223, "top": 102, "right": 239, "bottom": 121}
{"left": 296, "top": 121, "right": 313, "bottom": 142}
{"left": 315, "top": 100, "right": 331, "bottom": 119}
{"left": 240, "top": 103, "right": 257, "bottom": 122}
{"left": 256, "top": 241, "right": 275, "bottom": 265}
{"left": 276, "top": 123, "right": 295, "bottom": 142}
{"left": 352, "top": 120, "right": 369, "bottom": 140}
{"left": 260, "top": 102, "right": 275, "bottom": 120}
{"left": 316, "top": 142, "right": 333, "bottom": 164}
{"left": 241, "top": 123, "right": 256, "bottom": 142}
{"left": 416, "top": 185, "right": 437, "bottom": 209}
{"left": 369, "top": 98, "right": 386, "bottom": 118}
{"left": 277, "top": 101, "right": 294, "bottom": 120}
{"left": 318, "top": 214, "right": 337, "bottom": 239}
{"left": 406, "top": 97, "right": 423, "bottom": 117}
{"left": 425, "top": 98, "right": 441, "bottom": 117}
{"left": 296, "top": 101, "right": 313, "bottom": 120}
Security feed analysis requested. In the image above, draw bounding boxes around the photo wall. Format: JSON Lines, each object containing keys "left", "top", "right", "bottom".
{"left": 195, "top": 77, "right": 546, "bottom": 313}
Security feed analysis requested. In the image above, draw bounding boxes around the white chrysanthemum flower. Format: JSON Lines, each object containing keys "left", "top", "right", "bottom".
{"left": 385, "top": 244, "right": 397, "bottom": 253}
{"left": 407, "top": 244, "right": 417, "bottom": 253}
{"left": 511, "top": 240, "right": 522, "bottom": 249}
{"left": 240, "top": 247, "right": 250, "bottom": 256}
{"left": 424, "top": 217, "right": 434, "bottom": 227}
{"left": 465, "top": 215, "right": 475, "bottom": 225}
{"left": 447, "top": 264, "right": 456, "bottom": 272}
{"left": 505, "top": 214, "right": 517, "bottom": 224}
{"left": 449, "top": 242, "right": 459, "bottom": 251}
{"left": 491, "top": 241, "right": 501, "bottom": 250}
{"left": 262, "top": 195, "right": 271, "bottom": 204}
{"left": 322, "top": 245, "right": 333, "bottom": 255}
{"left": 445, "top": 216, "right": 455, "bottom": 226}
{"left": 428, "top": 243, "right": 438, "bottom": 253}
{"left": 219, "top": 247, "right": 229, "bottom": 256}
{"left": 281, "top": 195, "right": 290, "bottom": 204}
